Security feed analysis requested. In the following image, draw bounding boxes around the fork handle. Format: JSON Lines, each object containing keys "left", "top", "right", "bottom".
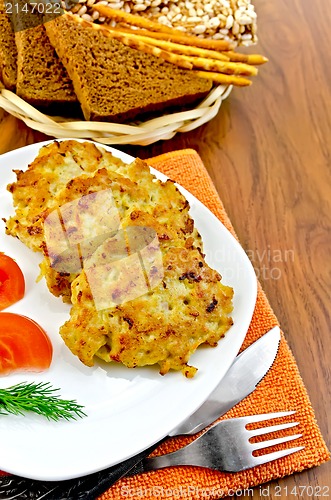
{"left": 142, "top": 424, "right": 227, "bottom": 472}
{"left": 0, "top": 443, "right": 160, "bottom": 500}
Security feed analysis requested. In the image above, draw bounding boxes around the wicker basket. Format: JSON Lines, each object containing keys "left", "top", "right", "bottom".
{"left": 0, "top": 85, "right": 232, "bottom": 146}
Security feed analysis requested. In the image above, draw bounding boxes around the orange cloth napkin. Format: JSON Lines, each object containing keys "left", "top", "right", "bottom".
{"left": 99, "top": 149, "right": 329, "bottom": 500}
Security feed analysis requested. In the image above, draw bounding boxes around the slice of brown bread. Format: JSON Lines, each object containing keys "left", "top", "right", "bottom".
{"left": 14, "top": 24, "right": 78, "bottom": 113}
{"left": 44, "top": 14, "right": 212, "bottom": 123}
{"left": 0, "top": 0, "right": 17, "bottom": 90}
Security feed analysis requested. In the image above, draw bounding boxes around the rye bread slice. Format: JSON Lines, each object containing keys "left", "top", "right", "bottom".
{"left": 45, "top": 14, "right": 212, "bottom": 123}
{"left": 14, "top": 24, "right": 79, "bottom": 113}
{"left": 0, "top": 0, "right": 17, "bottom": 90}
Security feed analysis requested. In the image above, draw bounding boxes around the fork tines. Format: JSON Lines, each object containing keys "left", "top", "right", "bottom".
{"left": 239, "top": 411, "right": 305, "bottom": 467}
{"left": 143, "top": 410, "right": 305, "bottom": 473}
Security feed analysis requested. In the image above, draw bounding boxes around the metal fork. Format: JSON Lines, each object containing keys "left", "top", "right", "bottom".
{"left": 143, "top": 411, "right": 304, "bottom": 473}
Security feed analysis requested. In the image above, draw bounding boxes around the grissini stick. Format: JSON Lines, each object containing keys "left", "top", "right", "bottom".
{"left": 92, "top": 4, "right": 233, "bottom": 50}
{"left": 105, "top": 26, "right": 231, "bottom": 61}
{"left": 192, "top": 70, "right": 252, "bottom": 86}
{"left": 225, "top": 51, "right": 268, "bottom": 65}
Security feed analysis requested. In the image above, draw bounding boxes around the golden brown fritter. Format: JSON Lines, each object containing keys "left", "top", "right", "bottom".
{"left": 5, "top": 140, "right": 126, "bottom": 251}
{"left": 60, "top": 245, "right": 233, "bottom": 377}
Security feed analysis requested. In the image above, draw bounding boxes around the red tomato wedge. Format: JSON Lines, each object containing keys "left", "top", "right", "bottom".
{"left": 0, "top": 313, "right": 53, "bottom": 375}
{"left": 0, "top": 253, "right": 25, "bottom": 311}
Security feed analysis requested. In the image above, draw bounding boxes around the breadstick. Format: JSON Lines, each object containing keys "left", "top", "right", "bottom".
{"left": 92, "top": 5, "right": 233, "bottom": 50}
{"left": 226, "top": 51, "right": 268, "bottom": 65}
{"left": 172, "top": 53, "right": 258, "bottom": 75}
{"left": 192, "top": 70, "right": 252, "bottom": 87}
{"left": 110, "top": 25, "right": 234, "bottom": 52}
{"left": 102, "top": 26, "right": 230, "bottom": 61}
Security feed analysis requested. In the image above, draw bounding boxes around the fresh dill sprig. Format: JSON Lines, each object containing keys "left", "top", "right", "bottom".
{"left": 0, "top": 381, "right": 87, "bottom": 421}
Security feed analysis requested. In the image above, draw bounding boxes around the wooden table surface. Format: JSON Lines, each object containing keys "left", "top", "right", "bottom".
{"left": 0, "top": 0, "right": 330, "bottom": 498}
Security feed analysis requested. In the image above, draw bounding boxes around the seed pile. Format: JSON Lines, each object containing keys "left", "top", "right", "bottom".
{"left": 68, "top": 0, "right": 257, "bottom": 46}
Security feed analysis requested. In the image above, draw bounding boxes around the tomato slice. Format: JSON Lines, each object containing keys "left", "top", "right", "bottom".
{"left": 0, "top": 253, "right": 25, "bottom": 311}
{"left": 0, "top": 313, "right": 53, "bottom": 375}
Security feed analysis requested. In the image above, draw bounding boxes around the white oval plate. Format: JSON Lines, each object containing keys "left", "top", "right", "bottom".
{"left": 0, "top": 140, "right": 257, "bottom": 481}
